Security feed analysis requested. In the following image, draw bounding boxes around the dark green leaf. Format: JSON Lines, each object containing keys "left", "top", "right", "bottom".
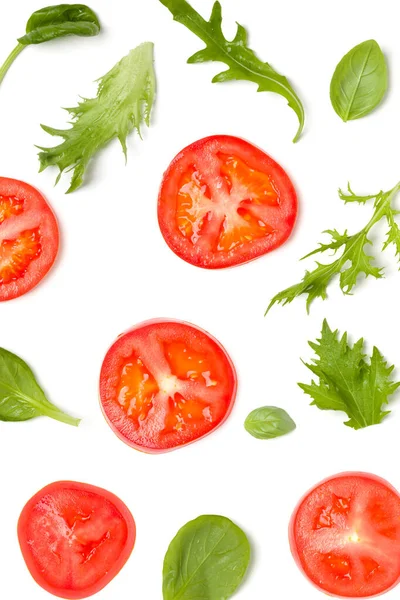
{"left": 330, "top": 40, "right": 387, "bottom": 122}
{"left": 244, "top": 406, "right": 296, "bottom": 439}
{"left": 0, "top": 348, "right": 80, "bottom": 426}
{"left": 159, "top": 0, "right": 304, "bottom": 142}
{"left": 163, "top": 515, "right": 250, "bottom": 600}
{"left": 298, "top": 320, "right": 400, "bottom": 429}
{"left": 18, "top": 4, "right": 100, "bottom": 45}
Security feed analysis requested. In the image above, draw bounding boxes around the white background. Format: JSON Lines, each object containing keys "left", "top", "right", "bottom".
{"left": 1, "top": 0, "right": 400, "bottom": 598}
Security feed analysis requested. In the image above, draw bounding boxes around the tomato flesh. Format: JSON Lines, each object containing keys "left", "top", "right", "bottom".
{"left": 18, "top": 481, "right": 136, "bottom": 599}
{"left": 290, "top": 473, "right": 400, "bottom": 598}
{"left": 0, "top": 178, "right": 59, "bottom": 300}
{"left": 99, "top": 319, "right": 237, "bottom": 452}
{"left": 158, "top": 136, "right": 297, "bottom": 268}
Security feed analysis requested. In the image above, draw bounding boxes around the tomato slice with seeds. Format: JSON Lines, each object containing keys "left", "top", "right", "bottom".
{"left": 158, "top": 135, "right": 297, "bottom": 269}
{"left": 0, "top": 177, "right": 59, "bottom": 300}
{"left": 99, "top": 319, "right": 237, "bottom": 452}
{"left": 290, "top": 473, "right": 400, "bottom": 598}
{"left": 18, "top": 481, "right": 136, "bottom": 599}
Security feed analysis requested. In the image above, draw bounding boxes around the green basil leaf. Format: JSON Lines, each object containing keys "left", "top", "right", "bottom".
{"left": 18, "top": 4, "right": 100, "bottom": 45}
{"left": 163, "top": 515, "right": 250, "bottom": 600}
{"left": 244, "top": 406, "right": 296, "bottom": 439}
{"left": 330, "top": 40, "right": 387, "bottom": 122}
{"left": 0, "top": 348, "right": 80, "bottom": 426}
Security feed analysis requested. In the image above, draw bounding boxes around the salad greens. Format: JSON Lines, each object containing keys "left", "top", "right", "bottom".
{"left": 245, "top": 406, "right": 296, "bottom": 439}
{"left": 330, "top": 40, "right": 387, "bottom": 122}
{"left": 163, "top": 515, "right": 250, "bottom": 600}
{"left": 299, "top": 320, "right": 399, "bottom": 430}
{"left": 0, "top": 348, "right": 80, "bottom": 426}
{"left": 159, "top": 0, "right": 304, "bottom": 142}
{"left": 38, "top": 42, "right": 156, "bottom": 192}
{"left": 267, "top": 181, "right": 400, "bottom": 313}
{"left": 0, "top": 4, "right": 100, "bottom": 87}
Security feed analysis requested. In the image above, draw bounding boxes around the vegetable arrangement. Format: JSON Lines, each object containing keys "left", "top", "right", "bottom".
{"left": 1, "top": 1, "right": 400, "bottom": 599}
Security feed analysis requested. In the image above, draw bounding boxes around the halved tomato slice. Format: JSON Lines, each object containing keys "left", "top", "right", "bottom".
{"left": 158, "top": 135, "right": 297, "bottom": 268}
{"left": 290, "top": 472, "right": 400, "bottom": 598}
{"left": 18, "top": 481, "right": 136, "bottom": 599}
{"left": 99, "top": 319, "right": 237, "bottom": 452}
{"left": 0, "top": 177, "right": 59, "bottom": 300}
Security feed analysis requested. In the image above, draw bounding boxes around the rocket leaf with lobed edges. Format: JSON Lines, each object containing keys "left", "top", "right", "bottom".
{"left": 159, "top": 0, "right": 304, "bottom": 142}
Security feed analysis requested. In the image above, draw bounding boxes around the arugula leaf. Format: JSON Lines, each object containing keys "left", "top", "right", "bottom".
{"left": 159, "top": 0, "right": 304, "bottom": 142}
{"left": 244, "top": 406, "right": 296, "bottom": 439}
{"left": 163, "top": 515, "right": 250, "bottom": 600}
{"left": 38, "top": 42, "right": 156, "bottom": 192}
{"left": 0, "top": 348, "right": 80, "bottom": 426}
{"left": 298, "top": 320, "right": 400, "bottom": 430}
{"left": 267, "top": 181, "right": 400, "bottom": 313}
{"left": 0, "top": 4, "right": 100, "bottom": 87}
{"left": 330, "top": 40, "right": 387, "bottom": 122}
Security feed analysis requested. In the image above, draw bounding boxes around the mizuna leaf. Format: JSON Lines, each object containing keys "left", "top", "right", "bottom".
{"left": 38, "top": 42, "right": 156, "bottom": 192}
{"left": 163, "top": 515, "right": 250, "bottom": 600}
{"left": 298, "top": 320, "right": 400, "bottom": 429}
{"left": 330, "top": 39, "right": 388, "bottom": 122}
{"left": 0, "top": 348, "right": 80, "bottom": 426}
{"left": 267, "top": 181, "right": 400, "bottom": 313}
{"left": 159, "top": 0, "right": 304, "bottom": 142}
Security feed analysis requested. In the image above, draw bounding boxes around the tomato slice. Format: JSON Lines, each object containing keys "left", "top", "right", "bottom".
{"left": 158, "top": 135, "right": 297, "bottom": 269}
{"left": 289, "top": 472, "right": 400, "bottom": 598}
{"left": 99, "top": 319, "right": 237, "bottom": 452}
{"left": 18, "top": 481, "right": 136, "bottom": 599}
{"left": 0, "top": 178, "right": 59, "bottom": 300}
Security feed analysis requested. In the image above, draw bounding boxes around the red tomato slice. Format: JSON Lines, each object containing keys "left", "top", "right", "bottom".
{"left": 158, "top": 135, "right": 297, "bottom": 269}
{"left": 289, "top": 472, "right": 400, "bottom": 598}
{"left": 99, "top": 319, "right": 237, "bottom": 453}
{"left": 18, "top": 481, "right": 136, "bottom": 599}
{"left": 0, "top": 177, "right": 59, "bottom": 300}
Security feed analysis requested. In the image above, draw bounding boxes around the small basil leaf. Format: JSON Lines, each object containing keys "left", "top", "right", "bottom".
{"left": 18, "top": 4, "right": 100, "bottom": 45}
{"left": 330, "top": 39, "right": 387, "bottom": 122}
{"left": 244, "top": 406, "right": 296, "bottom": 439}
{"left": 0, "top": 348, "right": 80, "bottom": 426}
{"left": 163, "top": 515, "right": 250, "bottom": 600}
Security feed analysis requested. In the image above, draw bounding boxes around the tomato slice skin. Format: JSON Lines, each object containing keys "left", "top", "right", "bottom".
{"left": 0, "top": 177, "right": 59, "bottom": 301}
{"left": 158, "top": 135, "right": 297, "bottom": 269}
{"left": 99, "top": 319, "right": 237, "bottom": 453}
{"left": 18, "top": 481, "right": 136, "bottom": 599}
{"left": 289, "top": 472, "right": 400, "bottom": 598}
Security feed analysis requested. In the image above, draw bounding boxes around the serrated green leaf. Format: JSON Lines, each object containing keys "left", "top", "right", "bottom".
{"left": 0, "top": 348, "right": 80, "bottom": 426}
{"left": 159, "top": 0, "right": 304, "bottom": 142}
{"left": 338, "top": 183, "right": 381, "bottom": 204}
{"left": 267, "top": 182, "right": 400, "bottom": 313}
{"left": 38, "top": 42, "right": 156, "bottom": 192}
{"left": 298, "top": 320, "right": 399, "bottom": 430}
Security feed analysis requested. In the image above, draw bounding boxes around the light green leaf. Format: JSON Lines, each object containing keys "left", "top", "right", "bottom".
{"left": 330, "top": 40, "right": 388, "bottom": 121}
{"left": 38, "top": 42, "right": 156, "bottom": 192}
{"left": 244, "top": 406, "right": 296, "bottom": 439}
{"left": 267, "top": 181, "right": 400, "bottom": 313}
